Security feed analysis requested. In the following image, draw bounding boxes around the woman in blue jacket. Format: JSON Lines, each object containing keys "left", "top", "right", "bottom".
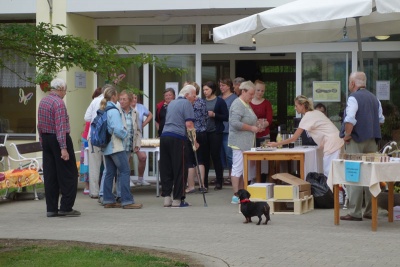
{"left": 101, "top": 86, "right": 142, "bottom": 209}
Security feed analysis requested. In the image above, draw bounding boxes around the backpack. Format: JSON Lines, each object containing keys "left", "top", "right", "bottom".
{"left": 90, "top": 106, "right": 118, "bottom": 151}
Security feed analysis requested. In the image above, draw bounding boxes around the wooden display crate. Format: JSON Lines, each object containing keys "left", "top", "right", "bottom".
{"left": 266, "top": 195, "right": 314, "bottom": 215}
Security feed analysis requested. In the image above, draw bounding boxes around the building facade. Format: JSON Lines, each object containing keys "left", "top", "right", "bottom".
{"left": 1, "top": 0, "right": 400, "bottom": 148}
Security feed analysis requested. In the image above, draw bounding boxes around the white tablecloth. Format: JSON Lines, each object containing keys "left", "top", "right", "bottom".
{"left": 301, "top": 147, "right": 323, "bottom": 175}
{"left": 328, "top": 159, "right": 400, "bottom": 197}
{"left": 251, "top": 146, "right": 322, "bottom": 175}
{"left": 136, "top": 146, "right": 160, "bottom": 196}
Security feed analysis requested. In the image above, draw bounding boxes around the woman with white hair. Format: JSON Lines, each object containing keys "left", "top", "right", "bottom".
{"left": 228, "top": 81, "right": 260, "bottom": 204}
{"left": 268, "top": 95, "right": 344, "bottom": 178}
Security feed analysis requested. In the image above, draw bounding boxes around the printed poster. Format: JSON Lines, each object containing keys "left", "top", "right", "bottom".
{"left": 75, "top": 72, "right": 86, "bottom": 88}
{"left": 376, "top": 80, "right": 390, "bottom": 100}
{"left": 312, "top": 81, "right": 341, "bottom": 102}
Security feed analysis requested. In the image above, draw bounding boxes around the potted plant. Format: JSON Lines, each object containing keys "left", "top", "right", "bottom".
{"left": 34, "top": 71, "right": 56, "bottom": 93}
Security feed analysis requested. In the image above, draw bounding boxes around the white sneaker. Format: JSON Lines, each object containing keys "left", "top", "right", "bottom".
{"left": 164, "top": 196, "right": 172, "bottom": 207}
{"left": 130, "top": 180, "right": 135, "bottom": 187}
{"left": 137, "top": 179, "right": 150, "bottom": 186}
{"left": 231, "top": 195, "right": 239, "bottom": 204}
{"left": 343, "top": 197, "right": 349, "bottom": 210}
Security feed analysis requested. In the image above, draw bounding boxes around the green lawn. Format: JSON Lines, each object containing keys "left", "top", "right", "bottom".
{"left": 0, "top": 240, "right": 190, "bottom": 267}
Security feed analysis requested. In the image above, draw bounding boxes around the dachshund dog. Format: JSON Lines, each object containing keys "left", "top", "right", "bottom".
{"left": 236, "top": 189, "right": 270, "bottom": 225}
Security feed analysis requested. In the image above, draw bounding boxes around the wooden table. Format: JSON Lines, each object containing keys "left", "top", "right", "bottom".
{"left": 243, "top": 147, "right": 322, "bottom": 189}
{"left": 328, "top": 160, "right": 400, "bottom": 231}
{"left": 138, "top": 146, "right": 160, "bottom": 197}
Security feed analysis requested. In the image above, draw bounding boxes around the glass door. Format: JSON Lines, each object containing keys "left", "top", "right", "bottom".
{"left": 235, "top": 59, "right": 296, "bottom": 137}
{"left": 201, "top": 61, "right": 230, "bottom": 86}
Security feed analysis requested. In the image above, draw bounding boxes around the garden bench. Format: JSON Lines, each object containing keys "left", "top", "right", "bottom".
{"left": 9, "top": 142, "right": 43, "bottom": 174}
{"left": 0, "top": 146, "right": 42, "bottom": 200}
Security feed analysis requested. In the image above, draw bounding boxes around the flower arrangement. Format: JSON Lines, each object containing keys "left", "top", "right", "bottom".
{"left": 34, "top": 71, "right": 56, "bottom": 93}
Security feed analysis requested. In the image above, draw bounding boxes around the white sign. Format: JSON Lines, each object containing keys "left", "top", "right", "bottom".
{"left": 312, "top": 81, "right": 341, "bottom": 102}
{"left": 165, "top": 82, "right": 179, "bottom": 97}
{"left": 376, "top": 80, "right": 390, "bottom": 100}
{"left": 75, "top": 72, "right": 86, "bottom": 88}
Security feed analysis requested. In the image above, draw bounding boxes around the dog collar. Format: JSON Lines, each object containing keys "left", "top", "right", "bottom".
{"left": 240, "top": 198, "right": 251, "bottom": 203}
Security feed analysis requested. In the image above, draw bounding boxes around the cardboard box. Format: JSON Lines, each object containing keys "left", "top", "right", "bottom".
{"left": 247, "top": 183, "right": 274, "bottom": 200}
{"left": 271, "top": 173, "right": 311, "bottom": 200}
{"left": 394, "top": 206, "right": 400, "bottom": 221}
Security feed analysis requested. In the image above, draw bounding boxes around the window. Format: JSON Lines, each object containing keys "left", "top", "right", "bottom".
{"left": 363, "top": 51, "right": 400, "bottom": 141}
{"left": 151, "top": 54, "right": 196, "bottom": 105}
{"left": 0, "top": 86, "right": 36, "bottom": 134}
{"left": 201, "top": 24, "right": 222, "bottom": 44}
{"left": 0, "top": 54, "right": 36, "bottom": 135}
{"left": 302, "top": 52, "right": 351, "bottom": 129}
{"left": 201, "top": 60, "right": 230, "bottom": 85}
{"left": 98, "top": 25, "right": 196, "bottom": 45}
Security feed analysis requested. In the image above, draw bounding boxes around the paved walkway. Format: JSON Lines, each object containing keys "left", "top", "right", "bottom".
{"left": 1, "top": 185, "right": 399, "bottom": 267}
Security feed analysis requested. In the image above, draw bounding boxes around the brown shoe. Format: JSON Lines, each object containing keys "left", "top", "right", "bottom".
{"left": 340, "top": 214, "right": 362, "bottom": 221}
{"left": 104, "top": 203, "right": 121, "bottom": 208}
{"left": 363, "top": 214, "right": 372, "bottom": 220}
{"left": 123, "top": 203, "right": 143, "bottom": 209}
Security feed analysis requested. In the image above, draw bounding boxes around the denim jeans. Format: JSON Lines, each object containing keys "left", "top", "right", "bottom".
{"left": 99, "top": 163, "right": 106, "bottom": 197}
{"left": 103, "top": 151, "right": 133, "bottom": 206}
{"left": 220, "top": 132, "right": 233, "bottom": 170}
{"left": 115, "top": 151, "right": 132, "bottom": 198}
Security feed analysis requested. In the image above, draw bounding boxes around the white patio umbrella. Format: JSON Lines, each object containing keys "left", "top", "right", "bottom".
{"left": 213, "top": 0, "right": 400, "bottom": 70}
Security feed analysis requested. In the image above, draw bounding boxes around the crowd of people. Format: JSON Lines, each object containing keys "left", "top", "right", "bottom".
{"left": 77, "top": 76, "right": 269, "bottom": 209}
{"left": 39, "top": 71, "right": 384, "bottom": 221}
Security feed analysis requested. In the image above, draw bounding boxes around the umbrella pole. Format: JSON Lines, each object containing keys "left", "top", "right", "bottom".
{"left": 355, "top": 17, "right": 364, "bottom": 72}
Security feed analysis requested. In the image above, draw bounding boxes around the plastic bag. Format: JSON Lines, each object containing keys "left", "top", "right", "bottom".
{"left": 306, "top": 172, "right": 334, "bottom": 209}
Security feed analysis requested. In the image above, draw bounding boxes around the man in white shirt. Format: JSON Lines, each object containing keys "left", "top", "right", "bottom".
{"left": 340, "top": 72, "right": 384, "bottom": 221}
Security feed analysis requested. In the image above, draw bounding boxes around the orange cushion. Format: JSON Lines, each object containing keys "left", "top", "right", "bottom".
{"left": 0, "top": 169, "right": 42, "bottom": 189}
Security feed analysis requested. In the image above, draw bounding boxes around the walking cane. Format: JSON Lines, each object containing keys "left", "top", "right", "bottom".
{"left": 187, "top": 129, "right": 208, "bottom": 207}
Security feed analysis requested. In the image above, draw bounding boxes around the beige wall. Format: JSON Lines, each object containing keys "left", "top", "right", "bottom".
{"left": 35, "top": 0, "right": 96, "bottom": 150}
{"left": 65, "top": 13, "right": 96, "bottom": 149}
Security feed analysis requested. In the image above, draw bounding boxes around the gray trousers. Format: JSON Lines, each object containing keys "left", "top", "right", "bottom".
{"left": 345, "top": 138, "right": 377, "bottom": 218}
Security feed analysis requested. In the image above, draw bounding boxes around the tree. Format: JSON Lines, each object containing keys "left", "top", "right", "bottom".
{"left": 0, "top": 22, "right": 182, "bottom": 92}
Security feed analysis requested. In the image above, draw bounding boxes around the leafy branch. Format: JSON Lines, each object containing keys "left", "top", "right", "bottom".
{"left": 0, "top": 22, "right": 185, "bottom": 86}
